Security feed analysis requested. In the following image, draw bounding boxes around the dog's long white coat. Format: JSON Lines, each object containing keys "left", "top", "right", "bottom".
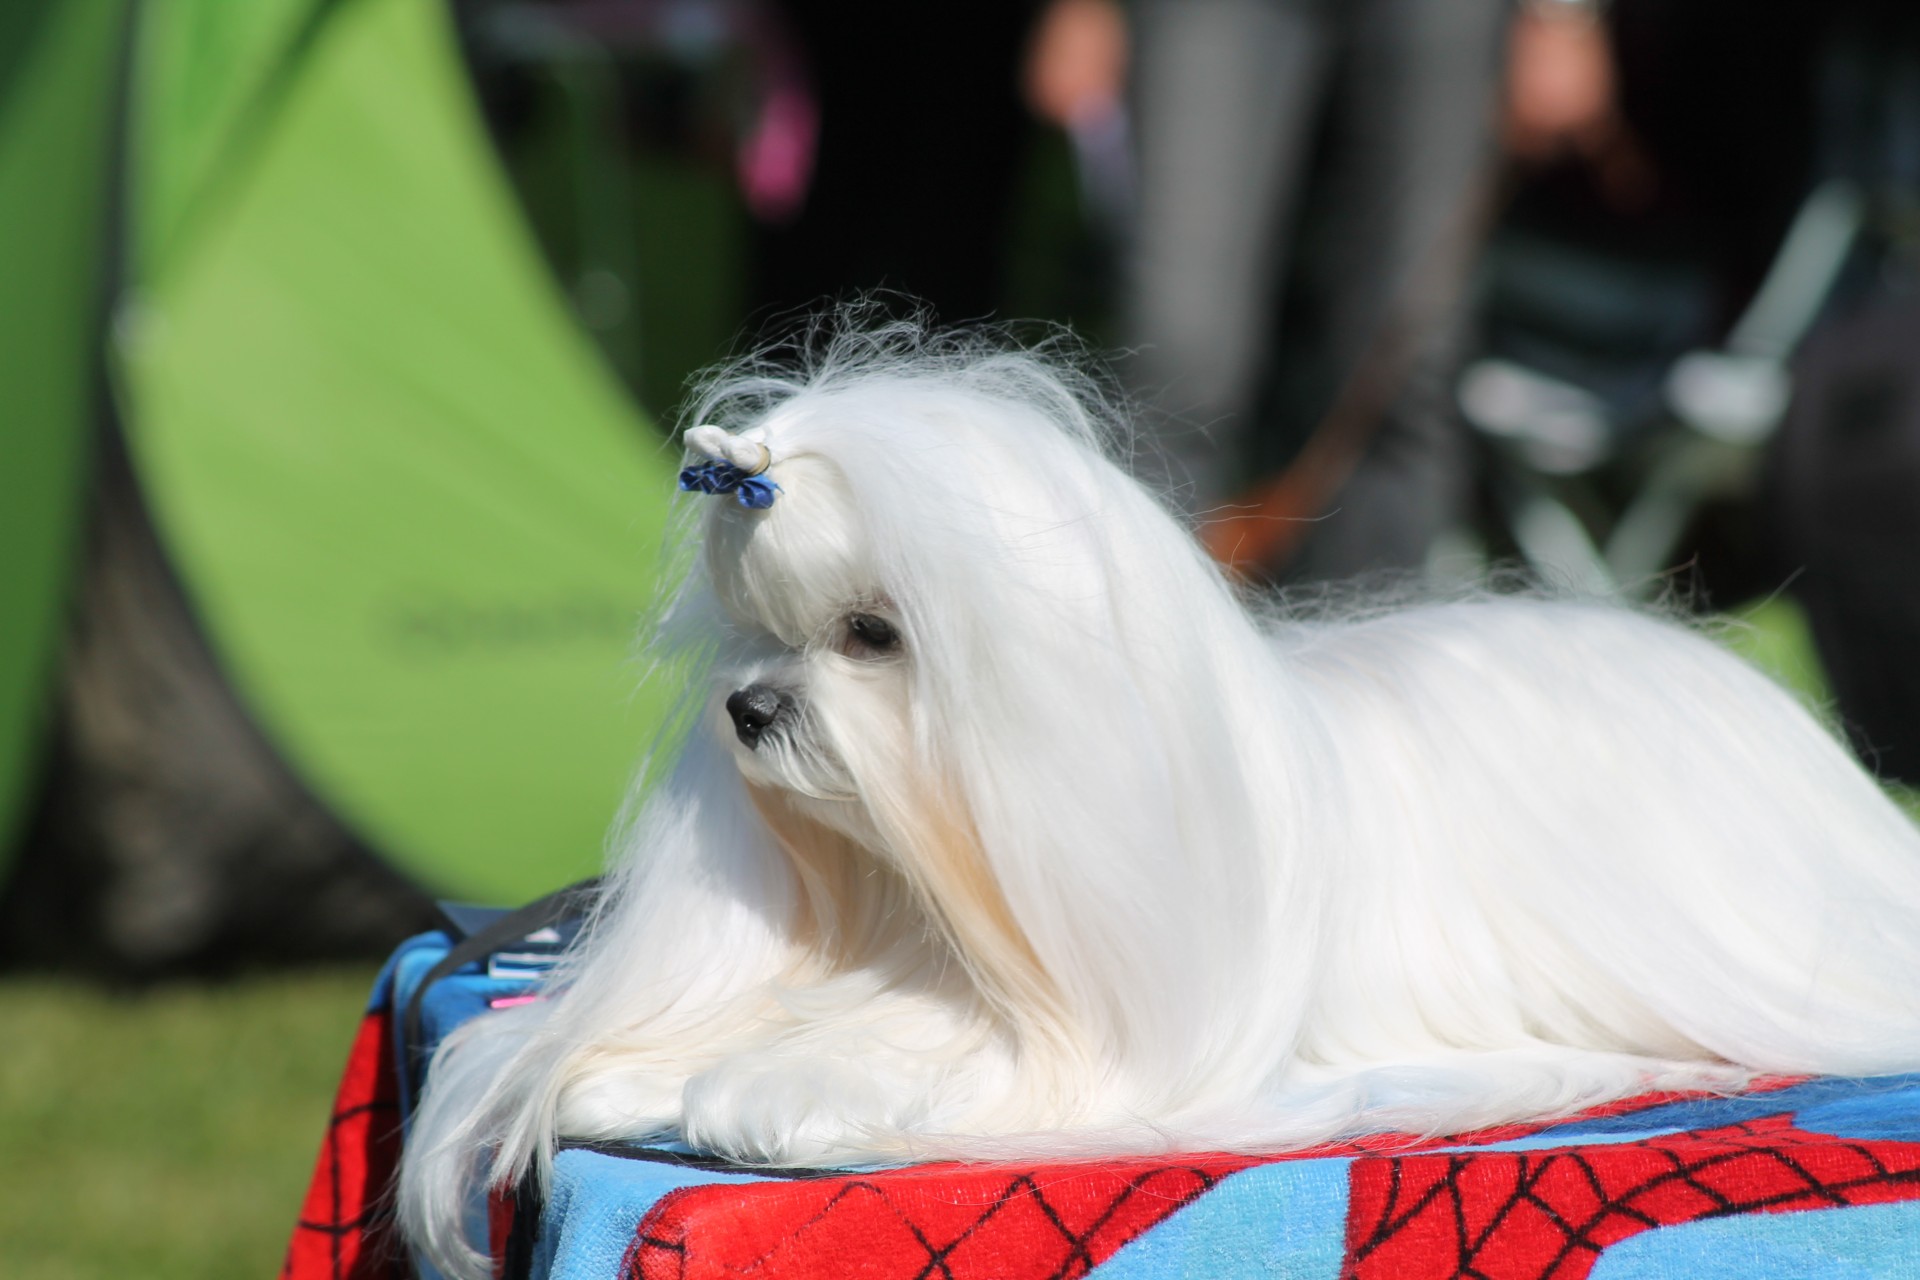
{"left": 401, "top": 331, "right": 1920, "bottom": 1279}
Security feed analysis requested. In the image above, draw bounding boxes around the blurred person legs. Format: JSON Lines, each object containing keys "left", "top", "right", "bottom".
{"left": 1123, "top": 0, "right": 1507, "bottom": 581}
{"left": 1123, "top": 0, "right": 1332, "bottom": 516}
{"left": 1282, "top": 0, "right": 1507, "bottom": 582}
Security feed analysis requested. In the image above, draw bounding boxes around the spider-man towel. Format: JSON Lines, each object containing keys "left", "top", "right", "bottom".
{"left": 284, "top": 932, "right": 1920, "bottom": 1280}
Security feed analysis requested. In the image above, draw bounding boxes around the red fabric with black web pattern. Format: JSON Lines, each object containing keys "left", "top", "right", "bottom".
{"left": 282, "top": 1009, "right": 406, "bottom": 1280}
{"left": 620, "top": 1156, "right": 1270, "bottom": 1279}
{"left": 611, "top": 1087, "right": 1751, "bottom": 1279}
{"left": 1341, "top": 1111, "right": 1920, "bottom": 1279}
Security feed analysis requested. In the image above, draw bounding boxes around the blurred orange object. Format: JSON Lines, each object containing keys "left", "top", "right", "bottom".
{"left": 1022, "top": 0, "right": 1129, "bottom": 130}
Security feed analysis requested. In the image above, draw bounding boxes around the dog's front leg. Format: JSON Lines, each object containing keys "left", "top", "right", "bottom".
{"left": 554, "top": 1050, "right": 694, "bottom": 1146}
{"left": 678, "top": 1001, "right": 1002, "bottom": 1165}
{"left": 678, "top": 1054, "right": 916, "bottom": 1164}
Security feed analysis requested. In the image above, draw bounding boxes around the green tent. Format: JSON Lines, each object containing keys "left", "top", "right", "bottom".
{"left": 0, "top": 0, "right": 127, "bottom": 881}
{"left": 3, "top": 0, "right": 691, "bottom": 903}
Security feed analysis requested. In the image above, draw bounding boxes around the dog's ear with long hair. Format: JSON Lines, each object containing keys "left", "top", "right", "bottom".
{"left": 798, "top": 372, "right": 1328, "bottom": 1083}
{"left": 562, "top": 732, "right": 803, "bottom": 1026}
{"left": 398, "top": 589, "right": 806, "bottom": 1280}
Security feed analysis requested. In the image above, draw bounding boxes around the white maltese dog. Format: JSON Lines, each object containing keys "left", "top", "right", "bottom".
{"left": 402, "top": 325, "right": 1920, "bottom": 1277}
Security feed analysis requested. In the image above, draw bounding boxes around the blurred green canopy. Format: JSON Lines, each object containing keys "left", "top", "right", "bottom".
{"left": 2, "top": 0, "right": 687, "bottom": 901}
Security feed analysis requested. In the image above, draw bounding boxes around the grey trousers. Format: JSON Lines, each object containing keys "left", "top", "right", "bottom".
{"left": 1122, "top": 0, "right": 1510, "bottom": 579}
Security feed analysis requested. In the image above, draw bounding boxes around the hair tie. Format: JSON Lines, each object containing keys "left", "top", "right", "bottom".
{"left": 679, "top": 425, "right": 780, "bottom": 509}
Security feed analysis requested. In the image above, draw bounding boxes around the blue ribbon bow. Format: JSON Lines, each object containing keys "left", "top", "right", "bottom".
{"left": 678, "top": 460, "right": 780, "bottom": 509}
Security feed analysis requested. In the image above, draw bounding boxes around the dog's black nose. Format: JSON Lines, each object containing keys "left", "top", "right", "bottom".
{"left": 726, "top": 685, "right": 785, "bottom": 748}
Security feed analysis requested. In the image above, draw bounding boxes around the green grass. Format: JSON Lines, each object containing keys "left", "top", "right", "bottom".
{"left": 0, "top": 967, "right": 379, "bottom": 1279}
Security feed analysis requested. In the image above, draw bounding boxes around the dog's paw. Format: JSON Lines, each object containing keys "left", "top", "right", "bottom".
{"left": 555, "top": 1067, "right": 684, "bottom": 1144}
{"left": 680, "top": 1053, "right": 921, "bottom": 1165}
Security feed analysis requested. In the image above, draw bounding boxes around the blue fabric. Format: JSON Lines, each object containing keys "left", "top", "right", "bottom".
{"left": 1403, "top": 1075, "right": 1920, "bottom": 1157}
{"left": 1589, "top": 1201, "right": 1920, "bottom": 1280}
{"left": 1798, "top": 1084, "right": 1920, "bottom": 1144}
{"left": 1544, "top": 1074, "right": 1920, "bottom": 1143}
{"left": 387, "top": 930, "right": 549, "bottom": 1280}
{"left": 388, "top": 930, "right": 545, "bottom": 1131}
{"left": 1090, "top": 1158, "right": 1353, "bottom": 1280}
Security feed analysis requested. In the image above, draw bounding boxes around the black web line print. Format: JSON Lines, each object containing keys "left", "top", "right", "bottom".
{"left": 627, "top": 1164, "right": 1227, "bottom": 1280}
{"left": 286, "top": 1084, "right": 400, "bottom": 1279}
{"left": 1344, "top": 1117, "right": 1920, "bottom": 1280}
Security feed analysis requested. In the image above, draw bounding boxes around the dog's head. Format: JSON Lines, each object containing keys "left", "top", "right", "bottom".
{"left": 700, "top": 445, "right": 912, "bottom": 841}
{"left": 670, "top": 336, "right": 1304, "bottom": 1058}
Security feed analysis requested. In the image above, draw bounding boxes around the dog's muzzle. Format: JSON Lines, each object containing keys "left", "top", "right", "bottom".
{"left": 726, "top": 684, "right": 789, "bottom": 749}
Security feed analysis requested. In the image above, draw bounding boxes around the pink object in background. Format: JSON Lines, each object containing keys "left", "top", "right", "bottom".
{"left": 737, "top": 82, "right": 819, "bottom": 224}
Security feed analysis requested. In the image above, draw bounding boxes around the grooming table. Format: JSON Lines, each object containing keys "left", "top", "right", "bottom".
{"left": 284, "top": 931, "right": 1920, "bottom": 1279}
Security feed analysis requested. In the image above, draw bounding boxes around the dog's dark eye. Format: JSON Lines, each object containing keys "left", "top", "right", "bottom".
{"left": 846, "top": 612, "right": 901, "bottom": 655}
